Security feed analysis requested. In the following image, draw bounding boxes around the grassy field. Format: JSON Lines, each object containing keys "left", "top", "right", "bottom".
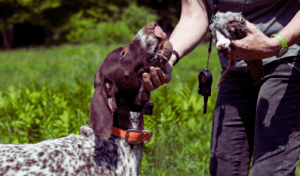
{"left": 0, "top": 42, "right": 221, "bottom": 93}
{"left": 0, "top": 43, "right": 299, "bottom": 175}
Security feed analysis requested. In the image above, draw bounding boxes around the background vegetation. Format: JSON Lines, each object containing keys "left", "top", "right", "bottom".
{"left": 1, "top": 43, "right": 300, "bottom": 175}
{"left": 1, "top": 0, "right": 300, "bottom": 175}
{"left": 0, "top": 43, "right": 221, "bottom": 175}
{"left": 0, "top": 0, "right": 181, "bottom": 45}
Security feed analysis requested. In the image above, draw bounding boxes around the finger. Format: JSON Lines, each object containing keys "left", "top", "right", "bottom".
{"left": 231, "top": 35, "right": 244, "bottom": 47}
{"left": 160, "top": 62, "right": 172, "bottom": 82}
{"left": 143, "top": 72, "right": 154, "bottom": 92}
{"left": 150, "top": 66, "right": 161, "bottom": 87}
{"left": 156, "top": 68, "right": 168, "bottom": 84}
{"left": 245, "top": 20, "right": 257, "bottom": 32}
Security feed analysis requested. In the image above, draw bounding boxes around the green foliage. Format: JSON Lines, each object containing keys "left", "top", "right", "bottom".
{"left": 0, "top": 43, "right": 121, "bottom": 92}
{"left": 140, "top": 77, "right": 216, "bottom": 175}
{"left": 135, "top": 0, "right": 181, "bottom": 32}
{"left": 0, "top": 0, "right": 160, "bottom": 44}
{"left": 65, "top": 3, "right": 158, "bottom": 44}
{"left": 1, "top": 43, "right": 300, "bottom": 175}
{"left": 0, "top": 74, "right": 215, "bottom": 175}
{"left": 0, "top": 77, "right": 91, "bottom": 144}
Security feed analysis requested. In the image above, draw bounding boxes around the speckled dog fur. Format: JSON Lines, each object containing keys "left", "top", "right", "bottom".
{"left": 0, "top": 125, "right": 141, "bottom": 176}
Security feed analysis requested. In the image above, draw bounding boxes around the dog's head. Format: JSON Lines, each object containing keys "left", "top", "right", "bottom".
{"left": 89, "top": 21, "right": 173, "bottom": 140}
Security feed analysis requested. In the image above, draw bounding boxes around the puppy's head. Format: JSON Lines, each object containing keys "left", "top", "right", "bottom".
{"left": 89, "top": 21, "right": 173, "bottom": 140}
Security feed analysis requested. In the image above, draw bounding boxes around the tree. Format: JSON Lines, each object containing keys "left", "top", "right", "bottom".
{"left": 0, "top": 0, "right": 180, "bottom": 45}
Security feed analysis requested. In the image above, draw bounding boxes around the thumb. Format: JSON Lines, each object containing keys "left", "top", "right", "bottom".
{"left": 231, "top": 37, "right": 243, "bottom": 48}
{"left": 245, "top": 20, "right": 257, "bottom": 33}
{"left": 231, "top": 20, "right": 253, "bottom": 47}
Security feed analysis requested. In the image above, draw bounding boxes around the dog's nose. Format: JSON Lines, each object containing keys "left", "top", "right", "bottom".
{"left": 146, "top": 22, "right": 166, "bottom": 39}
{"left": 148, "top": 21, "right": 158, "bottom": 30}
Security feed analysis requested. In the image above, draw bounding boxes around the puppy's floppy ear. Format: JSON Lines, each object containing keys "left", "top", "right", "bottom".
{"left": 89, "top": 68, "right": 118, "bottom": 140}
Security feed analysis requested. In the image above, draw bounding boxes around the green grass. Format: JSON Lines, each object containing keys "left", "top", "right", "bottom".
{"left": 0, "top": 43, "right": 299, "bottom": 176}
{"left": 0, "top": 42, "right": 222, "bottom": 93}
{"left": 0, "top": 43, "right": 117, "bottom": 91}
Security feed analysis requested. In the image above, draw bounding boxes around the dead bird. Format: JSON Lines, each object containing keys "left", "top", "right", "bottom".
{"left": 209, "top": 11, "right": 264, "bottom": 88}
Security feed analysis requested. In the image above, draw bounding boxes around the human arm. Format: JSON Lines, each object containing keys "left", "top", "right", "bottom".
{"left": 142, "top": 0, "right": 209, "bottom": 101}
{"left": 230, "top": 5, "right": 300, "bottom": 60}
{"left": 168, "top": 0, "right": 209, "bottom": 65}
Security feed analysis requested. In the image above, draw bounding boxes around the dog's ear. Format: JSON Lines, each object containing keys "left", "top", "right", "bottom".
{"left": 89, "top": 68, "right": 118, "bottom": 140}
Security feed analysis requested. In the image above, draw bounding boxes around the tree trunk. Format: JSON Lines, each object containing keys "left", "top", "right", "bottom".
{"left": 0, "top": 18, "right": 9, "bottom": 50}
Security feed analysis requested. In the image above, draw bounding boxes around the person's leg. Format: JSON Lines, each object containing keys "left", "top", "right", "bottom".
{"left": 209, "top": 71, "right": 258, "bottom": 176}
{"left": 252, "top": 57, "right": 300, "bottom": 176}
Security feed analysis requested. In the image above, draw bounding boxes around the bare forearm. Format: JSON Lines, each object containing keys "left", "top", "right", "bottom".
{"left": 169, "top": 0, "right": 209, "bottom": 65}
{"left": 279, "top": 10, "right": 300, "bottom": 47}
{"left": 261, "top": 9, "right": 300, "bottom": 58}
{"left": 230, "top": 8, "right": 300, "bottom": 60}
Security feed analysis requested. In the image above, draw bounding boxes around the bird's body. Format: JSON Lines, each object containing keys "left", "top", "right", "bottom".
{"left": 209, "top": 11, "right": 264, "bottom": 87}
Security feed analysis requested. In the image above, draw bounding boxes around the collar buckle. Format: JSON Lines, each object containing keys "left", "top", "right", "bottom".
{"left": 125, "top": 129, "right": 144, "bottom": 144}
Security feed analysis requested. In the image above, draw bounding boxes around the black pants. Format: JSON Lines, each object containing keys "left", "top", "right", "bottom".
{"left": 209, "top": 57, "right": 300, "bottom": 176}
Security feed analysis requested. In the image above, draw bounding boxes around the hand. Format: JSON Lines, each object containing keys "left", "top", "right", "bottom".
{"left": 230, "top": 21, "right": 281, "bottom": 60}
{"left": 142, "top": 62, "right": 173, "bottom": 101}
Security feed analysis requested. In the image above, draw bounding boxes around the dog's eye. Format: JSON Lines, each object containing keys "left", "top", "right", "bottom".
{"left": 120, "top": 50, "right": 126, "bottom": 57}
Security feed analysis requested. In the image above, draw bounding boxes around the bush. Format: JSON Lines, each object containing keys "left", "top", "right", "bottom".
{"left": 0, "top": 77, "right": 91, "bottom": 144}
{"left": 65, "top": 3, "right": 158, "bottom": 44}
{"left": 0, "top": 76, "right": 215, "bottom": 175}
{"left": 140, "top": 76, "right": 216, "bottom": 175}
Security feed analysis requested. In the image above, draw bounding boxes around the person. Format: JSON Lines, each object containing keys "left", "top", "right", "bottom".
{"left": 142, "top": 0, "right": 300, "bottom": 175}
